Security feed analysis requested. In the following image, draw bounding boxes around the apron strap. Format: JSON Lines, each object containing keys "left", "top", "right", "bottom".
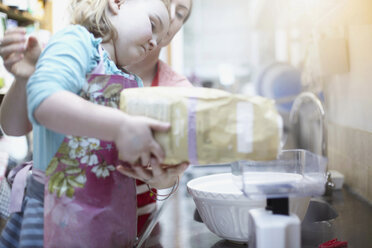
{"left": 90, "top": 45, "right": 105, "bottom": 75}
{"left": 8, "top": 162, "right": 32, "bottom": 213}
{"left": 8, "top": 163, "right": 45, "bottom": 213}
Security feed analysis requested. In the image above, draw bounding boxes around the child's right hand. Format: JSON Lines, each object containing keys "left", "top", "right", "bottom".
{"left": 116, "top": 115, "right": 170, "bottom": 166}
{"left": 0, "top": 27, "right": 40, "bottom": 79}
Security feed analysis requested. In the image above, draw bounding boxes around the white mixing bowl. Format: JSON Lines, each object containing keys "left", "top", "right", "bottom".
{"left": 187, "top": 173, "right": 310, "bottom": 243}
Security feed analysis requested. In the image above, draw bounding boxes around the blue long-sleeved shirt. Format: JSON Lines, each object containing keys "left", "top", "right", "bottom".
{"left": 27, "top": 25, "right": 143, "bottom": 171}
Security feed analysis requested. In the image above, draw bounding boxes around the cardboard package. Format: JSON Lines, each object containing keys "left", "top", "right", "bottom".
{"left": 120, "top": 87, "right": 282, "bottom": 165}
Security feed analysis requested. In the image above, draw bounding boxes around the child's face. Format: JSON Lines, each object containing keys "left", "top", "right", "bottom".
{"left": 109, "top": 0, "right": 170, "bottom": 67}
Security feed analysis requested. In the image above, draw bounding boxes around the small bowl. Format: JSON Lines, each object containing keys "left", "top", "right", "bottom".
{"left": 187, "top": 173, "right": 310, "bottom": 243}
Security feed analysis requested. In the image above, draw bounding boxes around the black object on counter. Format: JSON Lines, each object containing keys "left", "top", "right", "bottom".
{"left": 266, "top": 197, "right": 289, "bottom": 215}
{"left": 193, "top": 208, "right": 203, "bottom": 223}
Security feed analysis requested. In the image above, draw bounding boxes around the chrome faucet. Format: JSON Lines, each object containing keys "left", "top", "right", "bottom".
{"left": 289, "top": 92, "right": 334, "bottom": 196}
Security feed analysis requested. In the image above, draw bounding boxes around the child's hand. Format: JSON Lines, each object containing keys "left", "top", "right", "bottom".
{"left": 115, "top": 115, "right": 170, "bottom": 166}
{"left": 117, "top": 161, "right": 189, "bottom": 189}
{"left": 0, "top": 28, "right": 41, "bottom": 79}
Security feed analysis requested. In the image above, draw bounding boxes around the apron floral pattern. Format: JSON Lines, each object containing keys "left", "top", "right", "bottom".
{"left": 44, "top": 68, "right": 140, "bottom": 247}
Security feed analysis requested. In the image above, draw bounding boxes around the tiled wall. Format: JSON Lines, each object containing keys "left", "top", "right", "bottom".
{"left": 322, "top": 1, "right": 372, "bottom": 203}
{"left": 328, "top": 123, "right": 372, "bottom": 202}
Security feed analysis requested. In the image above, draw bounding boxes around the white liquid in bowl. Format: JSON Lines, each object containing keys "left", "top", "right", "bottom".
{"left": 187, "top": 172, "right": 303, "bottom": 197}
{"left": 242, "top": 172, "right": 303, "bottom": 185}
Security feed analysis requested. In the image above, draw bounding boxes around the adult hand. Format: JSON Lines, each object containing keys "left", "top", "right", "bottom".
{"left": 0, "top": 28, "right": 41, "bottom": 79}
{"left": 117, "top": 161, "right": 189, "bottom": 189}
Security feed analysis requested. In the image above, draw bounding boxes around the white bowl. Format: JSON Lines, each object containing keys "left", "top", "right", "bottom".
{"left": 187, "top": 173, "right": 310, "bottom": 243}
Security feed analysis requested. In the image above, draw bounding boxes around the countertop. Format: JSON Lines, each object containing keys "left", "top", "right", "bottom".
{"left": 138, "top": 166, "right": 372, "bottom": 248}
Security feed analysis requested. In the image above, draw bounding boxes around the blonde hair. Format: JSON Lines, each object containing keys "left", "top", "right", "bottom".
{"left": 69, "top": 0, "right": 171, "bottom": 42}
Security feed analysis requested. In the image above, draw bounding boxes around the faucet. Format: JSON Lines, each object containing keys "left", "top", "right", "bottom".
{"left": 289, "top": 92, "right": 334, "bottom": 196}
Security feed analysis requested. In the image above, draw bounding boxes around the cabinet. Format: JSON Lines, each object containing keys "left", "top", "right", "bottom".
{"left": 0, "top": 1, "right": 52, "bottom": 31}
{"left": 0, "top": 3, "right": 42, "bottom": 25}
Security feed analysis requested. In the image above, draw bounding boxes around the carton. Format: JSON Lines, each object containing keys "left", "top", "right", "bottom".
{"left": 120, "top": 87, "right": 282, "bottom": 165}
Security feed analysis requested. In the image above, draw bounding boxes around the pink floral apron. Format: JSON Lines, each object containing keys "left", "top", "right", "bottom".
{"left": 44, "top": 50, "right": 140, "bottom": 247}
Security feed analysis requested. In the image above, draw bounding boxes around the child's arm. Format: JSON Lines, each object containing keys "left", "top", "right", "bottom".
{"left": 0, "top": 28, "right": 40, "bottom": 135}
{"left": 34, "top": 90, "right": 170, "bottom": 165}
{"left": 27, "top": 26, "right": 169, "bottom": 165}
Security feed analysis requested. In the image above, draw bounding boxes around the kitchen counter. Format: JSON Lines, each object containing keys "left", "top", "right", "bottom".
{"left": 138, "top": 167, "right": 372, "bottom": 248}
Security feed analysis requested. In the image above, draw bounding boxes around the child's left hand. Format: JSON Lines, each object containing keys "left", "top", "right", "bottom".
{"left": 117, "top": 161, "right": 189, "bottom": 189}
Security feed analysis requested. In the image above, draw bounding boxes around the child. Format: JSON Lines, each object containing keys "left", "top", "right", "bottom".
{"left": 0, "top": 0, "right": 192, "bottom": 243}
{"left": 0, "top": 0, "right": 179, "bottom": 247}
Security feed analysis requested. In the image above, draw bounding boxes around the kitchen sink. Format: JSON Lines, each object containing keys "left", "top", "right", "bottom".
{"left": 302, "top": 198, "right": 338, "bottom": 246}
{"left": 302, "top": 198, "right": 338, "bottom": 223}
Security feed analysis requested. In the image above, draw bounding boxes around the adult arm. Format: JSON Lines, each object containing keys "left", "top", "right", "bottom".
{"left": 0, "top": 77, "right": 32, "bottom": 135}
{"left": 0, "top": 29, "right": 40, "bottom": 135}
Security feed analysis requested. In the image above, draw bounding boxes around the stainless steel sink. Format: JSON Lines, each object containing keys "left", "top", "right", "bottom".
{"left": 301, "top": 198, "right": 338, "bottom": 246}
{"left": 302, "top": 198, "right": 338, "bottom": 223}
